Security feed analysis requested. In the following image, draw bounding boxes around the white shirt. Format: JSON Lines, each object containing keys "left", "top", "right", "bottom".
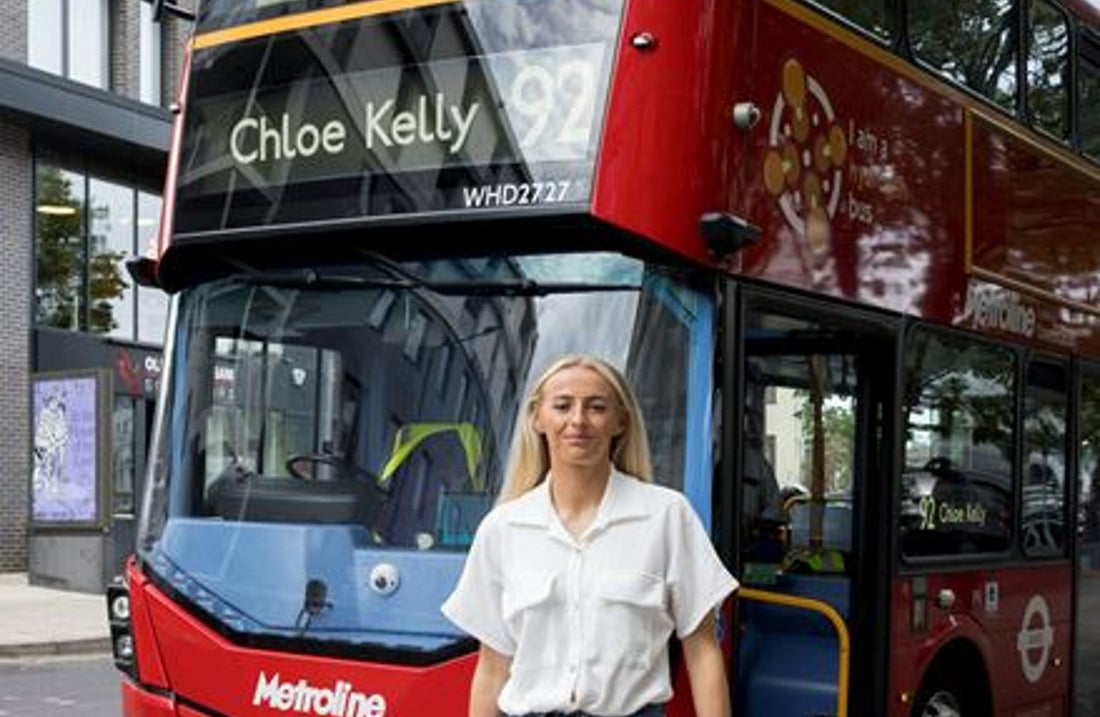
{"left": 441, "top": 469, "right": 738, "bottom": 716}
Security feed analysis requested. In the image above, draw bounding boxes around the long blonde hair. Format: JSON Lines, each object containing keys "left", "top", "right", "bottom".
{"left": 498, "top": 355, "right": 652, "bottom": 503}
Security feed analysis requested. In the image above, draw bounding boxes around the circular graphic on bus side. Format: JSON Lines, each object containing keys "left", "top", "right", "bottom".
{"left": 763, "top": 58, "right": 847, "bottom": 253}
{"left": 1016, "top": 594, "right": 1054, "bottom": 683}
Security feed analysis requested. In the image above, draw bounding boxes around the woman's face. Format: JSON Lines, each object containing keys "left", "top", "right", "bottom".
{"left": 534, "top": 365, "right": 626, "bottom": 473}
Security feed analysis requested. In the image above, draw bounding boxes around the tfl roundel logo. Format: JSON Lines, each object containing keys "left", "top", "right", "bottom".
{"left": 1016, "top": 594, "right": 1055, "bottom": 683}
{"left": 763, "top": 58, "right": 847, "bottom": 252}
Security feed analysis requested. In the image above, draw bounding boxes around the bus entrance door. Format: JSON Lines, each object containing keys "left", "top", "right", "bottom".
{"left": 733, "top": 295, "right": 894, "bottom": 717}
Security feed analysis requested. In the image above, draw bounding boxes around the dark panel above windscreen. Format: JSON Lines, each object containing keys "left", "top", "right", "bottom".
{"left": 173, "top": 0, "right": 624, "bottom": 241}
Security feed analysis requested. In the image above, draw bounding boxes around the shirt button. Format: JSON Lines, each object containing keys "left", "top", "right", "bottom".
{"left": 568, "top": 663, "right": 577, "bottom": 673}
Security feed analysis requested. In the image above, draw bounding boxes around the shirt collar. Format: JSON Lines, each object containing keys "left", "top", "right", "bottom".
{"left": 504, "top": 468, "right": 651, "bottom": 539}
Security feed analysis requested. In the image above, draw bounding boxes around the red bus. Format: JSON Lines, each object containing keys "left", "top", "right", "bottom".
{"left": 109, "top": 0, "right": 1100, "bottom": 715}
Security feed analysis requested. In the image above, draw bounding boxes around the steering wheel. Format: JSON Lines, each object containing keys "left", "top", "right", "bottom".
{"left": 286, "top": 453, "right": 345, "bottom": 481}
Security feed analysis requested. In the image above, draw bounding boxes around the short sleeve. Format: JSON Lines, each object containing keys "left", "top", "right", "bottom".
{"left": 441, "top": 514, "right": 515, "bottom": 655}
{"left": 667, "top": 495, "right": 739, "bottom": 639}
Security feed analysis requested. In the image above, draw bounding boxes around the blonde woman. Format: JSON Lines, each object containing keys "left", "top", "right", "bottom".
{"left": 442, "top": 355, "right": 737, "bottom": 717}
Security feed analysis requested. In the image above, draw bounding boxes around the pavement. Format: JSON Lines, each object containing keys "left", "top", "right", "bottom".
{"left": 0, "top": 573, "right": 111, "bottom": 658}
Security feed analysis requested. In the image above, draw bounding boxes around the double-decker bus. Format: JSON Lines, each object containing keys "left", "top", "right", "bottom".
{"left": 108, "top": 0, "right": 1100, "bottom": 715}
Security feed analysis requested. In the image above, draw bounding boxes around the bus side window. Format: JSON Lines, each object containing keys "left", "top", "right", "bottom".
{"left": 900, "top": 329, "right": 1015, "bottom": 558}
{"left": 908, "top": 0, "right": 1018, "bottom": 112}
{"left": 1026, "top": 0, "right": 1070, "bottom": 141}
{"left": 1021, "top": 360, "right": 1068, "bottom": 556}
{"left": 1080, "top": 33, "right": 1100, "bottom": 162}
{"left": 805, "top": 0, "right": 891, "bottom": 42}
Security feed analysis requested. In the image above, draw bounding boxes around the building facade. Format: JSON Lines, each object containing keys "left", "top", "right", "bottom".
{"left": 0, "top": 0, "right": 190, "bottom": 591}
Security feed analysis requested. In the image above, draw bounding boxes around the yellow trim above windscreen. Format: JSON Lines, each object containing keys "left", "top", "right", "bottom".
{"left": 192, "top": 0, "right": 458, "bottom": 50}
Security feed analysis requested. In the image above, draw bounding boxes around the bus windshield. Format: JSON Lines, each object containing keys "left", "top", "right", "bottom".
{"left": 136, "top": 251, "right": 711, "bottom": 658}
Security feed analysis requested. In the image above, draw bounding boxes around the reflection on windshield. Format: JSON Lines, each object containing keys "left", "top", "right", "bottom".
{"left": 138, "top": 252, "right": 708, "bottom": 654}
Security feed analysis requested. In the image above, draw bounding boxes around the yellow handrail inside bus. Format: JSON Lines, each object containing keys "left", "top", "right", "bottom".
{"left": 738, "top": 587, "right": 850, "bottom": 717}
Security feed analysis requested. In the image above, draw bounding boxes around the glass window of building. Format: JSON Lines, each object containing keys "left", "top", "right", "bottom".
{"left": 908, "top": 0, "right": 1019, "bottom": 112}
{"left": 35, "top": 164, "right": 168, "bottom": 344}
{"left": 89, "top": 178, "right": 134, "bottom": 338}
{"left": 137, "top": 192, "right": 168, "bottom": 344}
{"left": 35, "top": 167, "right": 85, "bottom": 331}
{"left": 27, "top": 0, "right": 63, "bottom": 75}
{"left": 26, "top": 0, "right": 109, "bottom": 89}
{"left": 1026, "top": 0, "right": 1070, "bottom": 141}
{"left": 68, "top": 0, "right": 108, "bottom": 88}
{"left": 140, "top": 2, "right": 162, "bottom": 104}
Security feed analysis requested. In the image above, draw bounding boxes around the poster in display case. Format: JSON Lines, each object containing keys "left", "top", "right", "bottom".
{"left": 30, "top": 370, "right": 111, "bottom": 528}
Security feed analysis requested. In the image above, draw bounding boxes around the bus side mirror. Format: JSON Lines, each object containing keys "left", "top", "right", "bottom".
{"left": 126, "top": 255, "right": 162, "bottom": 289}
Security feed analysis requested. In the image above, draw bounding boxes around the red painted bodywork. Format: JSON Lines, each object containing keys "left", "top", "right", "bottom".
{"left": 122, "top": 564, "right": 478, "bottom": 716}
{"left": 590, "top": 0, "right": 738, "bottom": 268}
{"left": 120, "top": 556, "right": 710, "bottom": 715}
{"left": 593, "top": 0, "right": 1100, "bottom": 354}
{"left": 889, "top": 565, "right": 1073, "bottom": 717}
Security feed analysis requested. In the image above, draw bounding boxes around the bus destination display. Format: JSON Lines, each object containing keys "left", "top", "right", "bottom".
{"left": 173, "top": 0, "right": 623, "bottom": 238}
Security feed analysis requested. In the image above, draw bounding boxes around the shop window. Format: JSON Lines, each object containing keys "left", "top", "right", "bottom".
{"left": 1027, "top": 0, "right": 1070, "bottom": 141}
{"left": 900, "top": 329, "right": 1015, "bottom": 558}
{"left": 35, "top": 164, "right": 168, "bottom": 344}
{"left": 27, "top": 0, "right": 109, "bottom": 90}
{"left": 908, "top": 0, "right": 1018, "bottom": 112}
{"left": 112, "top": 396, "right": 136, "bottom": 515}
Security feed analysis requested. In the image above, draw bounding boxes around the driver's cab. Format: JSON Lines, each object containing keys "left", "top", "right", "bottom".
{"left": 198, "top": 325, "right": 490, "bottom": 549}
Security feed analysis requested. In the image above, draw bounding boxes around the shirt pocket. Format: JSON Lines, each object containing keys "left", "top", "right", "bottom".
{"left": 501, "top": 571, "right": 559, "bottom": 669}
{"left": 594, "top": 570, "right": 672, "bottom": 664}
{"left": 501, "top": 571, "right": 556, "bottom": 627}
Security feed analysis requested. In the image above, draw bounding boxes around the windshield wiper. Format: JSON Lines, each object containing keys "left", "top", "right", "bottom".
{"left": 228, "top": 263, "right": 641, "bottom": 297}
{"left": 228, "top": 268, "right": 414, "bottom": 290}
{"left": 360, "top": 250, "right": 642, "bottom": 296}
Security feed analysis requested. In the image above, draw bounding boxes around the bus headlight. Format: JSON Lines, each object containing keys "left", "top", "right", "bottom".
{"left": 109, "top": 594, "right": 131, "bottom": 621}
{"left": 114, "top": 634, "right": 134, "bottom": 661}
{"left": 105, "top": 576, "right": 136, "bottom": 677}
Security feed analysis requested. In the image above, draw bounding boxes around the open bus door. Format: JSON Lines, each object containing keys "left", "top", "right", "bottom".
{"left": 730, "top": 288, "right": 896, "bottom": 717}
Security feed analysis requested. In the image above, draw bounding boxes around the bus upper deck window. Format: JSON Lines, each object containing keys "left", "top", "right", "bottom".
{"left": 908, "top": 0, "right": 1018, "bottom": 112}
{"left": 808, "top": 0, "right": 891, "bottom": 42}
{"left": 1027, "top": 0, "right": 1070, "bottom": 141}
